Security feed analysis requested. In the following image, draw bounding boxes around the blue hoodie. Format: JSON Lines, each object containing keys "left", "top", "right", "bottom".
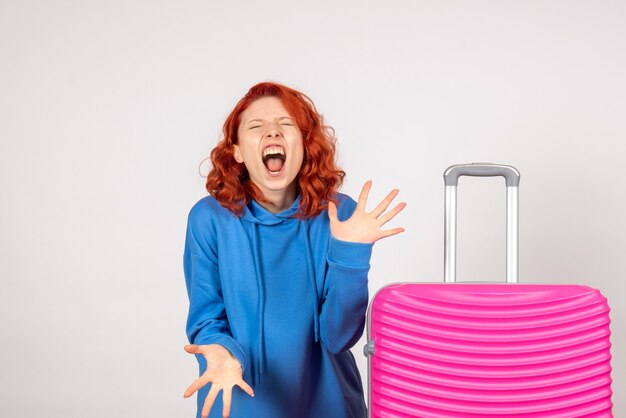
{"left": 184, "top": 193, "right": 372, "bottom": 418}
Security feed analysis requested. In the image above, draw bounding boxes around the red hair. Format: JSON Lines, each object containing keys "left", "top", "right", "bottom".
{"left": 205, "top": 82, "right": 345, "bottom": 218}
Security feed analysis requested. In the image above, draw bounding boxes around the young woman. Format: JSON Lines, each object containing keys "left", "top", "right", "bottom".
{"left": 182, "top": 82, "right": 405, "bottom": 418}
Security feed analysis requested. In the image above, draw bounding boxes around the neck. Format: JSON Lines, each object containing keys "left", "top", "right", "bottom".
{"left": 258, "top": 185, "right": 297, "bottom": 214}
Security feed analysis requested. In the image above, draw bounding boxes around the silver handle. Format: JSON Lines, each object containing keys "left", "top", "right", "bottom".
{"left": 444, "top": 163, "right": 521, "bottom": 187}
{"left": 443, "top": 163, "right": 520, "bottom": 284}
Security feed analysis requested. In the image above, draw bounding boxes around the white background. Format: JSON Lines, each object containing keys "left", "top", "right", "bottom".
{"left": 1, "top": 1, "right": 624, "bottom": 416}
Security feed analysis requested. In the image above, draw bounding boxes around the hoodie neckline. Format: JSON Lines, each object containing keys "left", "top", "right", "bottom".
{"left": 243, "top": 194, "right": 301, "bottom": 225}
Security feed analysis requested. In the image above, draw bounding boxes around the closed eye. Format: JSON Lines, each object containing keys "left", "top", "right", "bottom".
{"left": 249, "top": 125, "right": 261, "bottom": 129}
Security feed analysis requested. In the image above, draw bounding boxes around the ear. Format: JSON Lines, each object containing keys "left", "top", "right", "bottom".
{"left": 233, "top": 144, "right": 243, "bottom": 163}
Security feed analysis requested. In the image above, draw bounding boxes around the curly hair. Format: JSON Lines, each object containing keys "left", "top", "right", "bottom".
{"left": 205, "top": 82, "right": 345, "bottom": 218}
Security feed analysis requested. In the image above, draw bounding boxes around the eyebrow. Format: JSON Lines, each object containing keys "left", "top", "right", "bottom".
{"left": 246, "top": 116, "right": 293, "bottom": 124}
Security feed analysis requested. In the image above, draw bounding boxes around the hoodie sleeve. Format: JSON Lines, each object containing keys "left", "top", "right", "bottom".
{"left": 318, "top": 196, "right": 373, "bottom": 354}
{"left": 183, "top": 203, "right": 248, "bottom": 371}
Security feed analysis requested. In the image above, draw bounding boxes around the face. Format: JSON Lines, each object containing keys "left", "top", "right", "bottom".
{"left": 234, "top": 96, "right": 305, "bottom": 201}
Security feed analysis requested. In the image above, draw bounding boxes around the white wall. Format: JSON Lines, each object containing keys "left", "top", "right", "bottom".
{"left": 1, "top": 1, "right": 624, "bottom": 416}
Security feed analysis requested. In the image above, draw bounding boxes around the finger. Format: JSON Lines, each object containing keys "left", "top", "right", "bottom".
{"left": 222, "top": 387, "right": 232, "bottom": 418}
{"left": 356, "top": 181, "right": 372, "bottom": 211}
{"left": 184, "top": 344, "right": 204, "bottom": 355}
{"left": 377, "top": 202, "right": 407, "bottom": 226}
{"left": 201, "top": 387, "right": 220, "bottom": 418}
{"left": 375, "top": 227, "right": 406, "bottom": 242}
{"left": 184, "top": 373, "right": 212, "bottom": 398}
{"left": 370, "top": 189, "right": 400, "bottom": 218}
{"left": 237, "top": 379, "right": 255, "bottom": 397}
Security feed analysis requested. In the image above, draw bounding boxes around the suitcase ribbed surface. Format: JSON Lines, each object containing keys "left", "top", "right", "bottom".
{"left": 369, "top": 284, "right": 613, "bottom": 417}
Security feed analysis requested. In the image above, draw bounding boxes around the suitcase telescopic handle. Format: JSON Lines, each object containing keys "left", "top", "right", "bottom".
{"left": 443, "top": 163, "right": 521, "bottom": 283}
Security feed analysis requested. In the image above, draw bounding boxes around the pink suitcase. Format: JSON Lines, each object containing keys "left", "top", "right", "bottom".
{"left": 364, "top": 164, "right": 613, "bottom": 417}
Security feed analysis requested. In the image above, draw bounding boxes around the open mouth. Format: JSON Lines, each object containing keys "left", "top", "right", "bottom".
{"left": 262, "top": 145, "right": 286, "bottom": 175}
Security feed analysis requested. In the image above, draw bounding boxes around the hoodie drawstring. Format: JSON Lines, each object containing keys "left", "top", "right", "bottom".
{"left": 301, "top": 221, "right": 320, "bottom": 342}
{"left": 250, "top": 223, "right": 265, "bottom": 385}
{"left": 244, "top": 197, "right": 321, "bottom": 386}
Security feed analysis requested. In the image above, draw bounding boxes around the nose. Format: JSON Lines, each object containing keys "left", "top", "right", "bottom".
{"left": 264, "top": 122, "right": 282, "bottom": 138}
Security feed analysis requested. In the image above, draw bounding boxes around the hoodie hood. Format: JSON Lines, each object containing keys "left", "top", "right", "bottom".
{"left": 242, "top": 194, "right": 302, "bottom": 225}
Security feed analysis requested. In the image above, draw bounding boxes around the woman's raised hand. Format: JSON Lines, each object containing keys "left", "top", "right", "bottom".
{"left": 328, "top": 181, "right": 406, "bottom": 243}
{"left": 183, "top": 344, "right": 254, "bottom": 418}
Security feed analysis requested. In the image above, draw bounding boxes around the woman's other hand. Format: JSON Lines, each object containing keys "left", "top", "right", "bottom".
{"left": 183, "top": 344, "right": 254, "bottom": 418}
{"left": 329, "top": 181, "right": 406, "bottom": 244}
